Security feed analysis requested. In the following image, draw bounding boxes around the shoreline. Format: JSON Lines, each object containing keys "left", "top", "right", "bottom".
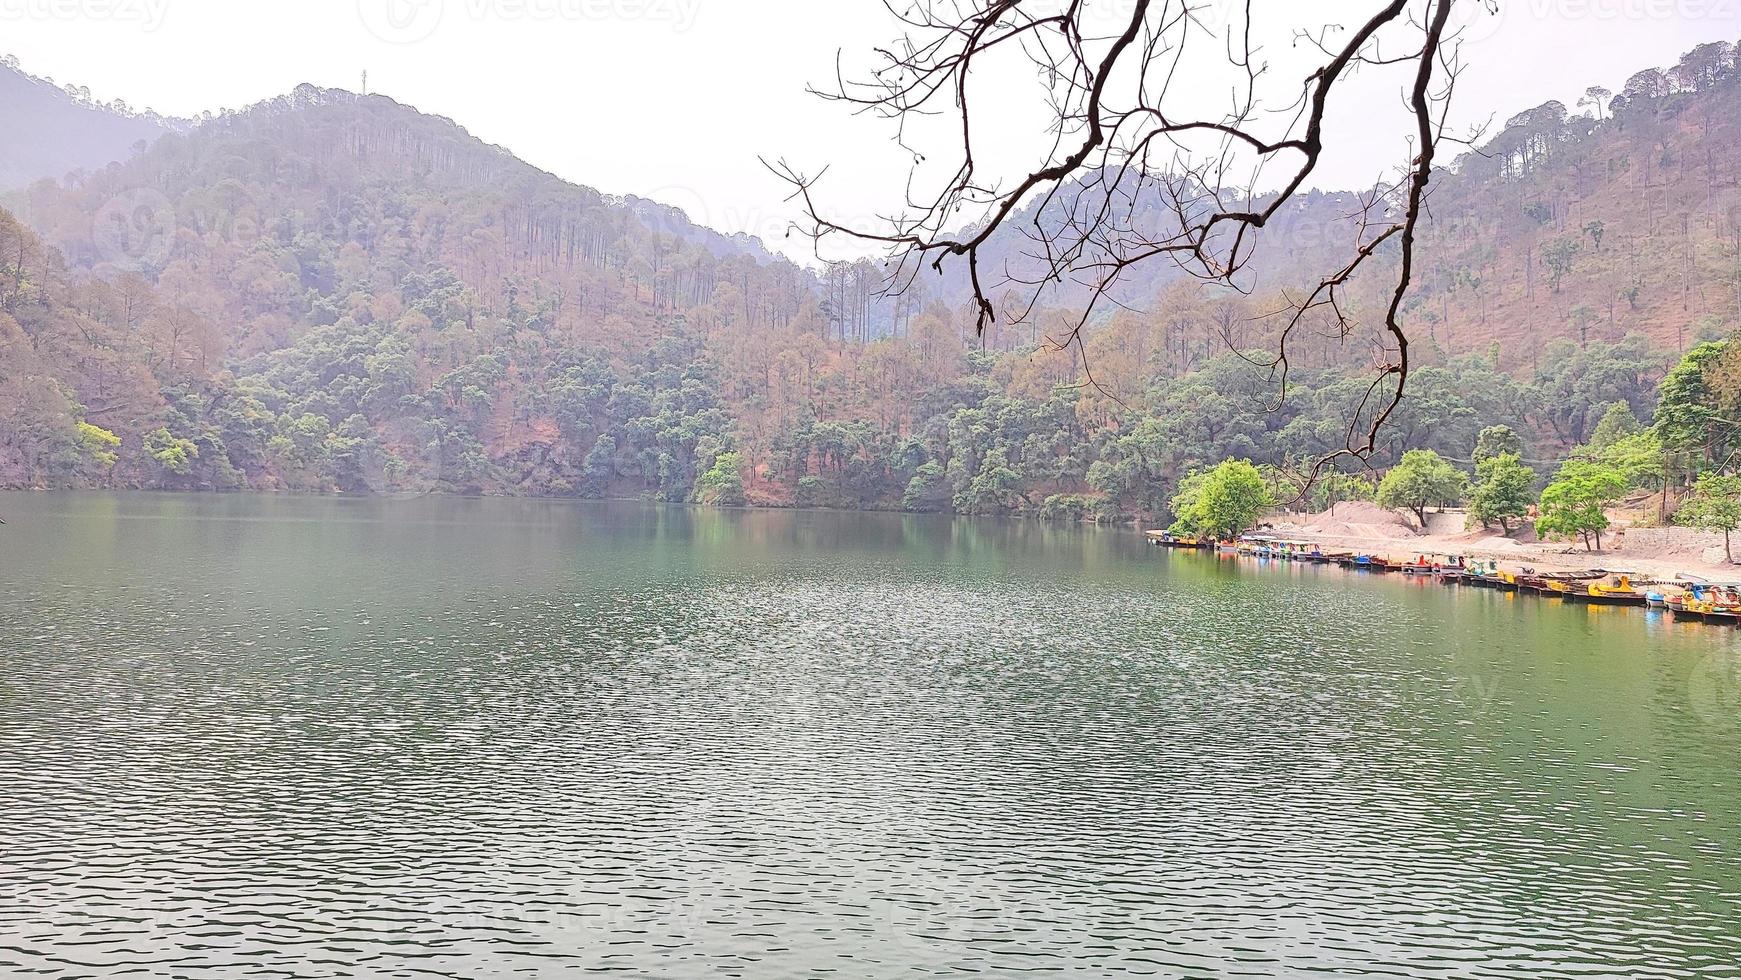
{"left": 1256, "top": 505, "right": 1741, "bottom": 584}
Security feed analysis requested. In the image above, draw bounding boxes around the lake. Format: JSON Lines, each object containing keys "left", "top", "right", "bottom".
{"left": 2, "top": 493, "right": 1739, "bottom": 978}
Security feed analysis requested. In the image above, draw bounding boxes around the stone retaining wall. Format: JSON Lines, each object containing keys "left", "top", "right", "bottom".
{"left": 1615, "top": 527, "right": 1734, "bottom": 567}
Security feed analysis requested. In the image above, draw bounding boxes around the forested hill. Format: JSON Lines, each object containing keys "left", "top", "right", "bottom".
{"left": 12, "top": 83, "right": 814, "bottom": 353}
{"left": 933, "top": 42, "right": 1741, "bottom": 369}
{"left": 0, "top": 59, "right": 173, "bottom": 191}
{"left": 0, "top": 51, "right": 1732, "bottom": 518}
{"left": 0, "top": 83, "right": 840, "bottom": 497}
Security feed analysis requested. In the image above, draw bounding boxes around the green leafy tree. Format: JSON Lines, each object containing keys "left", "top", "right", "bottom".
{"left": 1586, "top": 402, "right": 1643, "bottom": 451}
{"left": 1309, "top": 469, "right": 1377, "bottom": 515}
{"left": 1467, "top": 453, "right": 1535, "bottom": 533}
{"left": 74, "top": 422, "right": 121, "bottom": 471}
{"left": 143, "top": 427, "right": 199, "bottom": 477}
{"left": 1537, "top": 461, "right": 1627, "bottom": 551}
{"left": 1166, "top": 470, "right": 1211, "bottom": 536}
{"left": 1038, "top": 494, "right": 1096, "bottom": 522}
{"left": 1654, "top": 340, "right": 1728, "bottom": 478}
{"left": 1472, "top": 424, "right": 1524, "bottom": 465}
{"left": 1169, "top": 459, "right": 1273, "bottom": 539}
{"left": 1528, "top": 335, "right": 1659, "bottom": 446}
{"left": 953, "top": 447, "right": 1025, "bottom": 515}
{"left": 694, "top": 450, "right": 747, "bottom": 506}
{"left": 579, "top": 436, "right": 617, "bottom": 499}
{"left": 1677, "top": 473, "right": 1741, "bottom": 563}
{"left": 1376, "top": 449, "right": 1468, "bottom": 525}
{"left": 1590, "top": 430, "right": 1665, "bottom": 492}
{"left": 1542, "top": 236, "right": 1582, "bottom": 293}
{"left": 902, "top": 461, "right": 950, "bottom": 513}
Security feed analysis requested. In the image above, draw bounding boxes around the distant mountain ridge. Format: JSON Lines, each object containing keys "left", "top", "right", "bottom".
{"left": 11, "top": 79, "right": 794, "bottom": 275}
{"left": 0, "top": 57, "right": 178, "bottom": 190}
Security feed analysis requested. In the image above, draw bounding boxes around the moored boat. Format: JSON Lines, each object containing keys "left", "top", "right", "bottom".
{"left": 1399, "top": 553, "right": 1469, "bottom": 581}
{"left": 1670, "top": 584, "right": 1741, "bottom": 624}
{"left": 1463, "top": 560, "right": 1506, "bottom": 588}
{"left": 1531, "top": 570, "right": 1604, "bottom": 598}
{"left": 1517, "top": 574, "right": 1565, "bottom": 597}
{"left": 1157, "top": 532, "right": 1741, "bottom": 632}
{"left": 1559, "top": 572, "right": 1648, "bottom": 607}
{"left": 1147, "top": 530, "right": 1210, "bottom": 549}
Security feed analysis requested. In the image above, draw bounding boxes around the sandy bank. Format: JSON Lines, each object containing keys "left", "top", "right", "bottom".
{"left": 1260, "top": 503, "right": 1741, "bottom": 583}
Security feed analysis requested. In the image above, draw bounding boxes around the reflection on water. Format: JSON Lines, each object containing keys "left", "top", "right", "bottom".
{"left": 1, "top": 493, "right": 1739, "bottom": 978}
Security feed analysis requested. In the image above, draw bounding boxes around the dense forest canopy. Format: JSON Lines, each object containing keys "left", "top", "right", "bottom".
{"left": 7, "top": 41, "right": 1741, "bottom": 525}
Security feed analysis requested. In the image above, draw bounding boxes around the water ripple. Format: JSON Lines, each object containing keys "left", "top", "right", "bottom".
{"left": 0, "top": 495, "right": 1738, "bottom": 978}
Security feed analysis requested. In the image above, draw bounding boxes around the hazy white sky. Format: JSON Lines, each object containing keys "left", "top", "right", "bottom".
{"left": 4, "top": 0, "right": 1739, "bottom": 261}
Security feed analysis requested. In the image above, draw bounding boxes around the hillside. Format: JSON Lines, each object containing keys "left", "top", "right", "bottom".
{"left": 0, "top": 208, "right": 175, "bottom": 486}
{"left": 2, "top": 83, "right": 844, "bottom": 496}
{"left": 11, "top": 83, "right": 813, "bottom": 347}
{"left": 928, "top": 43, "right": 1741, "bottom": 371}
{"left": 1, "top": 50, "right": 1734, "bottom": 517}
{"left": 0, "top": 58, "right": 173, "bottom": 190}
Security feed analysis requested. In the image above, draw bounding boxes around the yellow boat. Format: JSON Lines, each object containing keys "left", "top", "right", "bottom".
{"left": 1560, "top": 573, "right": 1647, "bottom": 607}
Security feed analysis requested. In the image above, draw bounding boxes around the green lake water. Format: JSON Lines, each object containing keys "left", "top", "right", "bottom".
{"left": 1, "top": 492, "right": 1739, "bottom": 978}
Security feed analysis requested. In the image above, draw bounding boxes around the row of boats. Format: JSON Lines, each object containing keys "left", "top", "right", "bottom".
{"left": 1146, "top": 531, "right": 1741, "bottom": 622}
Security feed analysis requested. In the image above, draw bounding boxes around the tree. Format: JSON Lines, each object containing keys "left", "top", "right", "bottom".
{"left": 1542, "top": 237, "right": 1582, "bottom": 293}
{"left": 1309, "top": 469, "right": 1377, "bottom": 515}
{"left": 783, "top": 0, "right": 1472, "bottom": 464}
{"left": 1679, "top": 474, "right": 1741, "bottom": 563}
{"left": 1468, "top": 454, "right": 1535, "bottom": 534}
{"left": 1473, "top": 425, "right": 1525, "bottom": 465}
{"left": 1587, "top": 402, "right": 1643, "bottom": 451}
{"left": 953, "top": 447, "right": 1025, "bottom": 515}
{"left": 1169, "top": 460, "right": 1273, "bottom": 540}
{"left": 1376, "top": 449, "right": 1468, "bottom": 525}
{"left": 143, "top": 427, "right": 198, "bottom": 477}
{"left": 1166, "top": 470, "right": 1211, "bottom": 536}
{"left": 73, "top": 422, "right": 121, "bottom": 473}
{"left": 1591, "top": 431, "right": 1666, "bottom": 494}
{"left": 1654, "top": 340, "right": 1728, "bottom": 479}
{"left": 579, "top": 435, "right": 617, "bottom": 499}
{"left": 694, "top": 450, "right": 747, "bottom": 506}
{"left": 1527, "top": 335, "right": 1658, "bottom": 447}
{"left": 1536, "top": 461, "right": 1627, "bottom": 551}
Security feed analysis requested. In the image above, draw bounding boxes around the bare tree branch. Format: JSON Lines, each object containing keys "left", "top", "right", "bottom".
{"left": 774, "top": 0, "right": 1476, "bottom": 475}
